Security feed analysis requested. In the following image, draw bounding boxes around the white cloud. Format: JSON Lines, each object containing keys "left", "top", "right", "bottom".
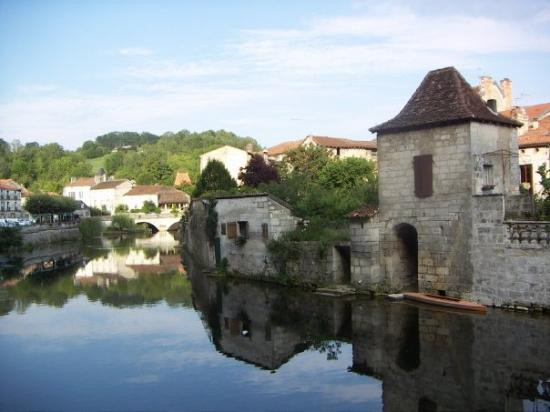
{"left": 118, "top": 47, "right": 153, "bottom": 56}
{"left": 123, "top": 60, "right": 237, "bottom": 79}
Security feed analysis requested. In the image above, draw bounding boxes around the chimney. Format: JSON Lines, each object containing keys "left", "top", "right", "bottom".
{"left": 500, "top": 78, "right": 513, "bottom": 111}
{"left": 479, "top": 75, "right": 493, "bottom": 97}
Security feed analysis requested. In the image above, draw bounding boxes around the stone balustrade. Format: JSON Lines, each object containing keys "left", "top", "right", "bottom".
{"left": 505, "top": 221, "right": 550, "bottom": 247}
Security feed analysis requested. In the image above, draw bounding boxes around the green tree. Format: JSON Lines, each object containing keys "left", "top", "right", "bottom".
{"left": 193, "top": 160, "right": 237, "bottom": 197}
{"left": 141, "top": 200, "right": 160, "bottom": 214}
{"left": 24, "top": 194, "right": 79, "bottom": 215}
{"left": 318, "top": 157, "right": 376, "bottom": 190}
{"left": 104, "top": 152, "right": 124, "bottom": 176}
{"left": 110, "top": 214, "right": 136, "bottom": 231}
{"left": 280, "top": 145, "right": 333, "bottom": 179}
{"left": 239, "top": 154, "right": 279, "bottom": 187}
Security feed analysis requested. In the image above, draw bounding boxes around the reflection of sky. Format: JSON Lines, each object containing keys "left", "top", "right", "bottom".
{"left": 0, "top": 296, "right": 382, "bottom": 411}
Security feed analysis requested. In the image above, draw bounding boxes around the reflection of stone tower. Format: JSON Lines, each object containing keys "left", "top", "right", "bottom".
{"left": 351, "top": 67, "right": 521, "bottom": 297}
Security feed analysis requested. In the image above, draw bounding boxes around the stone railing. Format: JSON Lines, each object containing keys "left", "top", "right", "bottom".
{"left": 505, "top": 221, "right": 550, "bottom": 247}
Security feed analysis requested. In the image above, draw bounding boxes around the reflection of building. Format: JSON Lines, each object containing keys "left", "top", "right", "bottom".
{"left": 74, "top": 247, "right": 184, "bottom": 284}
{"left": 189, "top": 268, "right": 550, "bottom": 411}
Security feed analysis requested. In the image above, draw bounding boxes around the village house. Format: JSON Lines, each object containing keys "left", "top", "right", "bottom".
{"left": 349, "top": 66, "right": 549, "bottom": 309}
{"left": 0, "top": 179, "right": 23, "bottom": 218}
{"left": 122, "top": 184, "right": 189, "bottom": 211}
{"left": 90, "top": 179, "right": 133, "bottom": 214}
{"left": 186, "top": 193, "right": 299, "bottom": 275}
{"left": 267, "top": 135, "right": 377, "bottom": 162}
{"left": 199, "top": 145, "right": 253, "bottom": 184}
{"left": 63, "top": 168, "right": 109, "bottom": 206}
{"left": 475, "top": 76, "right": 550, "bottom": 195}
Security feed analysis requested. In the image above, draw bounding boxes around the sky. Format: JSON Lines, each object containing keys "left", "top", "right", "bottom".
{"left": 0, "top": 0, "right": 549, "bottom": 150}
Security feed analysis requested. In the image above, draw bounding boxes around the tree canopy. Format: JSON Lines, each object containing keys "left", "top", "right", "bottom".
{"left": 193, "top": 160, "right": 237, "bottom": 197}
{"left": 239, "top": 154, "right": 279, "bottom": 187}
{"left": 24, "top": 194, "right": 79, "bottom": 215}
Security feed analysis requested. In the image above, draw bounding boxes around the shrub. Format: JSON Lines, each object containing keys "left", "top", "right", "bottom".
{"left": 90, "top": 207, "right": 104, "bottom": 216}
{"left": 239, "top": 154, "right": 279, "bottom": 187}
{"left": 79, "top": 218, "right": 103, "bottom": 239}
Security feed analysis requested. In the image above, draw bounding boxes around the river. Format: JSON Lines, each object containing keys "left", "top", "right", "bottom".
{"left": 0, "top": 233, "right": 548, "bottom": 411}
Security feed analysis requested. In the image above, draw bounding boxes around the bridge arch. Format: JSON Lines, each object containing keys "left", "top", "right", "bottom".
{"left": 167, "top": 221, "right": 181, "bottom": 232}
{"left": 136, "top": 221, "right": 159, "bottom": 233}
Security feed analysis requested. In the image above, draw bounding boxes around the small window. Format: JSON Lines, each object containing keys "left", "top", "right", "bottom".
{"left": 336, "top": 148, "right": 341, "bottom": 156}
{"left": 413, "top": 155, "right": 433, "bottom": 198}
{"left": 482, "top": 164, "right": 494, "bottom": 190}
{"left": 238, "top": 221, "right": 249, "bottom": 239}
{"left": 227, "top": 222, "right": 237, "bottom": 239}
{"left": 220, "top": 223, "right": 227, "bottom": 235}
{"left": 261, "top": 223, "right": 269, "bottom": 240}
{"left": 520, "top": 164, "right": 533, "bottom": 193}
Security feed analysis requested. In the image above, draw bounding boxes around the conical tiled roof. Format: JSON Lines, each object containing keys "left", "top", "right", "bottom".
{"left": 370, "top": 67, "right": 522, "bottom": 134}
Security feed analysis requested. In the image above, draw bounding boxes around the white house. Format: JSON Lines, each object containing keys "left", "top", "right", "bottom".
{"left": 0, "top": 179, "right": 23, "bottom": 218}
{"left": 267, "top": 135, "right": 377, "bottom": 162}
{"left": 199, "top": 145, "right": 252, "bottom": 184}
{"left": 122, "top": 185, "right": 190, "bottom": 211}
{"left": 90, "top": 179, "right": 132, "bottom": 214}
{"left": 63, "top": 169, "right": 109, "bottom": 206}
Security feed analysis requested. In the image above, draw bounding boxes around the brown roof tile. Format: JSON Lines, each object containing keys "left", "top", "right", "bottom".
{"left": 309, "top": 135, "right": 377, "bottom": 150}
{"left": 0, "top": 179, "right": 22, "bottom": 191}
{"left": 159, "top": 190, "right": 190, "bottom": 204}
{"left": 519, "top": 117, "right": 550, "bottom": 148}
{"left": 66, "top": 177, "right": 96, "bottom": 187}
{"left": 267, "top": 140, "right": 302, "bottom": 156}
{"left": 370, "top": 67, "right": 522, "bottom": 134}
{"left": 125, "top": 185, "right": 169, "bottom": 196}
{"left": 91, "top": 180, "right": 129, "bottom": 190}
{"left": 174, "top": 171, "right": 192, "bottom": 186}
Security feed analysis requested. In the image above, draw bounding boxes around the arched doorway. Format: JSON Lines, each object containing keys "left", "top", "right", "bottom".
{"left": 394, "top": 223, "right": 418, "bottom": 292}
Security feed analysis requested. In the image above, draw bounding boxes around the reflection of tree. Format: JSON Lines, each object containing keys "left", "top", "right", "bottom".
{"left": 2, "top": 268, "right": 193, "bottom": 314}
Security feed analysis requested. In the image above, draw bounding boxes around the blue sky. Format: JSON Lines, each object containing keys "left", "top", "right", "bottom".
{"left": 1, "top": 0, "right": 549, "bottom": 149}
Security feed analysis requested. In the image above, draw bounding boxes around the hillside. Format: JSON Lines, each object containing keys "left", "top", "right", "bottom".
{"left": 0, "top": 130, "right": 260, "bottom": 193}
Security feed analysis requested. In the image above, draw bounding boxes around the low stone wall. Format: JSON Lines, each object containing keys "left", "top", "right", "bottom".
{"left": 21, "top": 224, "right": 81, "bottom": 245}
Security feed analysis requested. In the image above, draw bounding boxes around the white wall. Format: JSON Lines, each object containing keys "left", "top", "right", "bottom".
{"left": 519, "top": 147, "right": 550, "bottom": 195}
{"left": 123, "top": 194, "right": 158, "bottom": 210}
{"left": 199, "top": 146, "right": 250, "bottom": 184}
{"left": 62, "top": 185, "right": 92, "bottom": 206}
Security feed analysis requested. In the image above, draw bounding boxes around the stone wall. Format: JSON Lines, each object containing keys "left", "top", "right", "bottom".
{"left": 215, "top": 195, "right": 299, "bottom": 276}
{"left": 22, "top": 224, "right": 81, "bottom": 245}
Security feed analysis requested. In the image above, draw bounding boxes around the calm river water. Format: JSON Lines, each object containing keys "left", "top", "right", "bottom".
{"left": 0, "top": 233, "right": 549, "bottom": 412}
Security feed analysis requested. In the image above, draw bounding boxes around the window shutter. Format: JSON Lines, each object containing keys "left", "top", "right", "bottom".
{"left": 227, "top": 222, "right": 237, "bottom": 239}
{"left": 414, "top": 155, "right": 433, "bottom": 198}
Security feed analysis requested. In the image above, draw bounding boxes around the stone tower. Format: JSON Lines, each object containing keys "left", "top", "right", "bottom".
{"left": 350, "top": 67, "right": 521, "bottom": 297}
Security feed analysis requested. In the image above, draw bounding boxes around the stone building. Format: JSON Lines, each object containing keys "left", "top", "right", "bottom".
{"left": 350, "top": 66, "right": 549, "bottom": 309}
{"left": 474, "top": 75, "right": 513, "bottom": 113}
{"left": 267, "top": 135, "right": 377, "bottom": 162}
{"left": 63, "top": 168, "right": 109, "bottom": 206}
{"left": 0, "top": 179, "right": 22, "bottom": 218}
{"left": 185, "top": 193, "right": 299, "bottom": 275}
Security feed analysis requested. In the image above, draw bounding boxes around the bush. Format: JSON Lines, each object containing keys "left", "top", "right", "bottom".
{"left": 79, "top": 218, "right": 103, "bottom": 239}
{"left": 141, "top": 200, "right": 160, "bottom": 214}
{"left": 90, "top": 207, "right": 104, "bottom": 216}
{"left": 110, "top": 214, "right": 136, "bottom": 232}
{"left": 115, "top": 204, "right": 128, "bottom": 214}
{"left": 535, "top": 164, "right": 550, "bottom": 220}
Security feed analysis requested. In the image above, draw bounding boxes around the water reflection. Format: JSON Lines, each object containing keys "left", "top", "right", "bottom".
{"left": 189, "top": 266, "right": 550, "bottom": 411}
{"left": 0, "top": 240, "right": 549, "bottom": 411}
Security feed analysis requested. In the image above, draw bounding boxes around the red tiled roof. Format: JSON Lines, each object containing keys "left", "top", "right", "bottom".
{"left": 0, "top": 179, "right": 22, "bottom": 191}
{"left": 519, "top": 117, "right": 550, "bottom": 148}
{"left": 370, "top": 67, "right": 521, "bottom": 134}
{"left": 125, "top": 185, "right": 169, "bottom": 196}
{"left": 66, "top": 177, "right": 96, "bottom": 187}
{"left": 267, "top": 140, "right": 302, "bottom": 156}
{"left": 346, "top": 205, "right": 378, "bottom": 220}
{"left": 91, "top": 180, "right": 129, "bottom": 190}
{"left": 308, "top": 135, "right": 377, "bottom": 150}
{"left": 524, "top": 103, "right": 550, "bottom": 120}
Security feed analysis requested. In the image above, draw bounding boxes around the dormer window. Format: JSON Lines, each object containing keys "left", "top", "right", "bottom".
{"left": 487, "top": 99, "right": 497, "bottom": 112}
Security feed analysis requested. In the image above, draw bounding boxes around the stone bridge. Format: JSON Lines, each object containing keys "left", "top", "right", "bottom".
{"left": 101, "top": 213, "right": 182, "bottom": 232}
